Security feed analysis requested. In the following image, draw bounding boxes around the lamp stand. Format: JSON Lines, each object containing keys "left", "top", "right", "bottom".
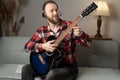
{"left": 95, "top": 15, "right": 102, "bottom": 37}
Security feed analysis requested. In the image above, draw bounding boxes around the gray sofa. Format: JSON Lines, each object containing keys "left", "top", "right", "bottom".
{"left": 0, "top": 36, "right": 120, "bottom": 80}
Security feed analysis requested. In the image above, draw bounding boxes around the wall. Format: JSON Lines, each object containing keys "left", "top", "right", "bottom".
{"left": 19, "top": 0, "right": 120, "bottom": 38}
{"left": 19, "top": 0, "right": 120, "bottom": 50}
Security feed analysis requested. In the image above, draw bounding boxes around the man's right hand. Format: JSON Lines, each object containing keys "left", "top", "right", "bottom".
{"left": 42, "top": 40, "right": 58, "bottom": 52}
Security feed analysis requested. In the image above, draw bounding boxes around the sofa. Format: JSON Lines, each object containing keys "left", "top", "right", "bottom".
{"left": 0, "top": 36, "right": 120, "bottom": 80}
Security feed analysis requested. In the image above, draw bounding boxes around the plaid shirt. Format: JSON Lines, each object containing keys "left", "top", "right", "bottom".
{"left": 25, "top": 19, "right": 91, "bottom": 63}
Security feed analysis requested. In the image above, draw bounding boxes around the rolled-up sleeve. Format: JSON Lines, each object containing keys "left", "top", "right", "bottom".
{"left": 74, "top": 32, "right": 92, "bottom": 46}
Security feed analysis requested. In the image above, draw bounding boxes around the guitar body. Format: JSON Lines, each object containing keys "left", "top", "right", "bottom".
{"left": 30, "top": 35, "right": 65, "bottom": 76}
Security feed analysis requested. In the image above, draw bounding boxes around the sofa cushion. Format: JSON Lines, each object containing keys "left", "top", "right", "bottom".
{"left": 76, "top": 40, "right": 119, "bottom": 69}
{"left": 35, "top": 67, "right": 120, "bottom": 80}
{"left": 77, "top": 67, "right": 120, "bottom": 80}
{"left": 1, "top": 64, "right": 119, "bottom": 80}
{"left": 0, "top": 37, "right": 30, "bottom": 64}
{"left": 0, "top": 64, "right": 24, "bottom": 80}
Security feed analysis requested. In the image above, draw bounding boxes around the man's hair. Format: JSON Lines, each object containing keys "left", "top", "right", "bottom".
{"left": 42, "top": 0, "right": 58, "bottom": 11}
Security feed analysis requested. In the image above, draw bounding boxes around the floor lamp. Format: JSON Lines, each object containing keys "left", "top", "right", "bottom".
{"left": 94, "top": 0, "right": 110, "bottom": 37}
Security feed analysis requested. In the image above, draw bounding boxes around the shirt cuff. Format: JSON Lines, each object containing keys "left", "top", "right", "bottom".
{"left": 73, "top": 31, "right": 85, "bottom": 39}
{"left": 35, "top": 43, "right": 43, "bottom": 52}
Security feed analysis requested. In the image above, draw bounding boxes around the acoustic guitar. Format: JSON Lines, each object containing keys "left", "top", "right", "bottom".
{"left": 30, "top": 2, "right": 98, "bottom": 76}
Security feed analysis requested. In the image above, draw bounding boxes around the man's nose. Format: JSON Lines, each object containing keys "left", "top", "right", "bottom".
{"left": 53, "top": 10, "right": 58, "bottom": 15}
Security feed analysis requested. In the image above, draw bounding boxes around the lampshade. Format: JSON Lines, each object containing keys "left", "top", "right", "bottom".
{"left": 94, "top": 1, "right": 110, "bottom": 16}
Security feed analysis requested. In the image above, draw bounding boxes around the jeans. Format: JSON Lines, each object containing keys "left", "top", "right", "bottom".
{"left": 22, "top": 62, "right": 78, "bottom": 80}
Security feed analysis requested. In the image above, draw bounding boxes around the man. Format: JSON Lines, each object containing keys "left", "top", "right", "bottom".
{"left": 22, "top": 0, "right": 91, "bottom": 80}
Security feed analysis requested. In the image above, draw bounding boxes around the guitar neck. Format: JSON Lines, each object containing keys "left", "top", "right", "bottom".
{"left": 54, "top": 2, "right": 98, "bottom": 45}
{"left": 54, "top": 15, "right": 83, "bottom": 45}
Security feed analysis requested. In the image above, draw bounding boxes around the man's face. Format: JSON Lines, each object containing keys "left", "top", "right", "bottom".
{"left": 44, "top": 3, "right": 60, "bottom": 24}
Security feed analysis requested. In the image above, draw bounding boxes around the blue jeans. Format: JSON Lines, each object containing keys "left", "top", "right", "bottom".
{"left": 22, "top": 62, "right": 78, "bottom": 80}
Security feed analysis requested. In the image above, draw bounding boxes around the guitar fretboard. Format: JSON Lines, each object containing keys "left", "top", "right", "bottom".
{"left": 54, "top": 15, "right": 83, "bottom": 45}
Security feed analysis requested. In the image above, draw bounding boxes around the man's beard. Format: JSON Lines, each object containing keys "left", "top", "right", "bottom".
{"left": 46, "top": 16, "right": 60, "bottom": 24}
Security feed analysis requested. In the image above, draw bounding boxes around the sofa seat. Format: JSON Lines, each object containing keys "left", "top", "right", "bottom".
{"left": 77, "top": 67, "right": 120, "bottom": 80}
{"left": 35, "top": 67, "right": 120, "bottom": 80}
{"left": 0, "top": 64, "right": 23, "bottom": 80}
{"left": 0, "top": 64, "right": 120, "bottom": 80}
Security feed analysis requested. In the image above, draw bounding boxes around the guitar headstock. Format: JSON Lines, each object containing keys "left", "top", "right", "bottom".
{"left": 81, "top": 2, "right": 98, "bottom": 17}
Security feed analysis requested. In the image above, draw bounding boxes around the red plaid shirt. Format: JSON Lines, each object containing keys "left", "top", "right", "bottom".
{"left": 25, "top": 19, "right": 91, "bottom": 63}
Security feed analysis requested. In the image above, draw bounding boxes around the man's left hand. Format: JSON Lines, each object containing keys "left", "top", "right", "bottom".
{"left": 73, "top": 25, "right": 83, "bottom": 37}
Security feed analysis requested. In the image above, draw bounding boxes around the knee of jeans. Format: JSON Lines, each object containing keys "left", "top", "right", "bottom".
{"left": 22, "top": 66, "right": 26, "bottom": 73}
{"left": 47, "top": 70, "right": 54, "bottom": 76}
{"left": 34, "top": 77, "right": 43, "bottom": 80}
{"left": 22, "top": 64, "right": 31, "bottom": 72}
{"left": 45, "top": 70, "right": 55, "bottom": 79}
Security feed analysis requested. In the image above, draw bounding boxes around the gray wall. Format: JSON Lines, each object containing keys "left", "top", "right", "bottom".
{"left": 19, "top": 0, "right": 120, "bottom": 47}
